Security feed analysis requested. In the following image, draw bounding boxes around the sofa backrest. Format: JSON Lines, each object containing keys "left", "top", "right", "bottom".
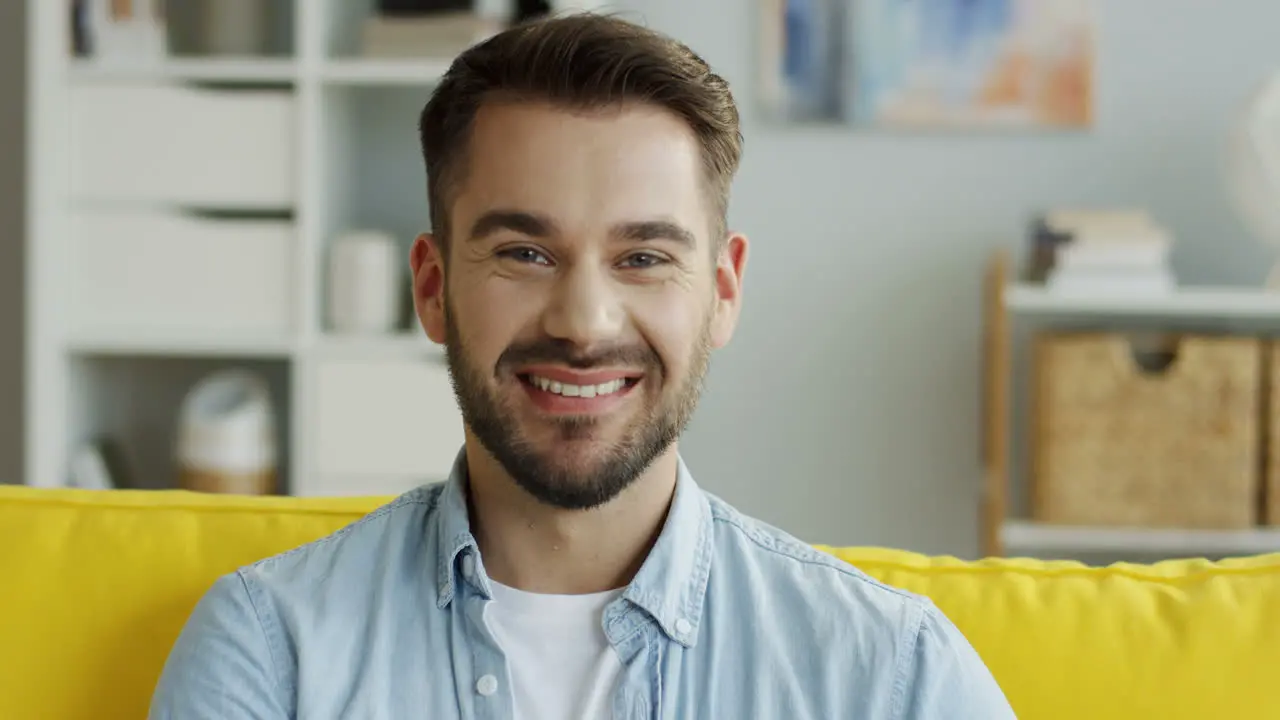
{"left": 3, "top": 484, "right": 1279, "bottom": 719}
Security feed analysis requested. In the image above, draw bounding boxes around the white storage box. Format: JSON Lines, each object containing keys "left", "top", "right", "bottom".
{"left": 311, "top": 358, "right": 462, "bottom": 482}
{"left": 70, "top": 210, "right": 294, "bottom": 336}
{"left": 69, "top": 83, "right": 295, "bottom": 208}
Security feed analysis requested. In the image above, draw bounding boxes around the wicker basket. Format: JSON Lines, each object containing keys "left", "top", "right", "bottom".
{"left": 1031, "top": 332, "right": 1261, "bottom": 529}
{"left": 1266, "top": 342, "right": 1280, "bottom": 526}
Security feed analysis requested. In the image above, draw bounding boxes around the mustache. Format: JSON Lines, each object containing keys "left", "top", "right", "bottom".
{"left": 496, "top": 338, "right": 662, "bottom": 373}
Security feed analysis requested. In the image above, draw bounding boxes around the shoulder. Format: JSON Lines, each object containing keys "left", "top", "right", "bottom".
{"left": 203, "top": 483, "right": 445, "bottom": 653}
{"left": 184, "top": 482, "right": 444, "bottom": 629}
{"left": 151, "top": 570, "right": 291, "bottom": 718}
{"left": 703, "top": 493, "right": 1015, "bottom": 718}
{"left": 150, "top": 486, "right": 448, "bottom": 717}
{"left": 705, "top": 491, "right": 927, "bottom": 618}
{"left": 239, "top": 484, "right": 443, "bottom": 590}
{"left": 703, "top": 493, "right": 1013, "bottom": 717}
{"left": 897, "top": 600, "right": 1016, "bottom": 718}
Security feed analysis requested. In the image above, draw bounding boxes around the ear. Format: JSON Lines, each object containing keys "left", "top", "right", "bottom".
{"left": 410, "top": 232, "right": 447, "bottom": 344}
{"left": 709, "top": 232, "right": 748, "bottom": 349}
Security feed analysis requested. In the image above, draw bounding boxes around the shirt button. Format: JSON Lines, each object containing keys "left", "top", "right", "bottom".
{"left": 675, "top": 618, "right": 693, "bottom": 636}
{"left": 476, "top": 674, "right": 499, "bottom": 697}
{"left": 461, "top": 553, "right": 475, "bottom": 579}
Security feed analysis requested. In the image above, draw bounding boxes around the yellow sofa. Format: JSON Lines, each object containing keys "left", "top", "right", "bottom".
{"left": 3, "top": 484, "right": 1280, "bottom": 719}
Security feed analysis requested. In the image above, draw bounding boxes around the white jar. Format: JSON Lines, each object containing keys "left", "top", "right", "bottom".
{"left": 327, "top": 230, "right": 402, "bottom": 334}
{"left": 176, "top": 369, "right": 277, "bottom": 495}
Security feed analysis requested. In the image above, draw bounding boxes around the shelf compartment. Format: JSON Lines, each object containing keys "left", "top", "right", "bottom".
{"left": 69, "top": 83, "right": 296, "bottom": 209}
{"left": 322, "top": 0, "right": 498, "bottom": 60}
{"left": 315, "top": 84, "right": 427, "bottom": 335}
{"left": 307, "top": 358, "right": 462, "bottom": 490}
{"left": 164, "top": 0, "right": 297, "bottom": 59}
{"left": 68, "top": 356, "right": 292, "bottom": 493}
{"left": 69, "top": 209, "right": 295, "bottom": 339}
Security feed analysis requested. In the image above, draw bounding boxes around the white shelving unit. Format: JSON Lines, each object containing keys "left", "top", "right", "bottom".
{"left": 981, "top": 252, "right": 1280, "bottom": 559}
{"left": 1001, "top": 521, "right": 1280, "bottom": 557}
{"left": 25, "top": 0, "right": 476, "bottom": 495}
{"left": 1007, "top": 283, "right": 1280, "bottom": 320}
{"left": 322, "top": 58, "right": 453, "bottom": 85}
{"left": 68, "top": 57, "right": 300, "bottom": 83}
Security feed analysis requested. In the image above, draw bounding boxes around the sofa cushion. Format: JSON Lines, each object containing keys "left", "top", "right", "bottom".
{"left": 1, "top": 485, "right": 374, "bottom": 719}
{"left": 2, "top": 484, "right": 1279, "bottom": 719}
{"left": 818, "top": 545, "right": 1280, "bottom": 719}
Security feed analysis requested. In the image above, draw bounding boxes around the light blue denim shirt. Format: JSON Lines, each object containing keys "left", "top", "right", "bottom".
{"left": 150, "top": 452, "right": 1014, "bottom": 718}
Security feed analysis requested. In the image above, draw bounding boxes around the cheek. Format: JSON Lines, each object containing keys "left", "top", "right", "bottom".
{"left": 631, "top": 287, "right": 711, "bottom": 375}
{"left": 449, "top": 274, "right": 538, "bottom": 364}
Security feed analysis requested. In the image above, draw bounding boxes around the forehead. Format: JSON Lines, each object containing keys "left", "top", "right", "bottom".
{"left": 451, "top": 100, "right": 711, "bottom": 241}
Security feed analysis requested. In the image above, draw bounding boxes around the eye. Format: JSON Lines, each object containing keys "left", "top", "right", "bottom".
{"left": 497, "top": 246, "right": 552, "bottom": 265}
{"left": 620, "top": 252, "right": 666, "bottom": 269}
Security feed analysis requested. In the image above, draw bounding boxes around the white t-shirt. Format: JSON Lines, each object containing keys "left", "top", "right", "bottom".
{"left": 484, "top": 579, "right": 625, "bottom": 720}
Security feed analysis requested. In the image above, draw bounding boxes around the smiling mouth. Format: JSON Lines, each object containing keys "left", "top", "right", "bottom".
{"left": 518, "top": 373, "right": 641, "bottom": 399}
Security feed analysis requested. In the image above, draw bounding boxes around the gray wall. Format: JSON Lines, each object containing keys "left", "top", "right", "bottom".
{"left": 5, "top": 1, "right": 1278, "bottom": 555}
{"left": 626, "top": 0, "right": 1280, "bottom": 556}
{"left": 0, "top": 1, "right": 24, "bottom": 485}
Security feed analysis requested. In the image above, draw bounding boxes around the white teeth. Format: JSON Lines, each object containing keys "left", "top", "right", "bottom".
{"left": 528, "top": 375, "right": 628, "bottom": 398}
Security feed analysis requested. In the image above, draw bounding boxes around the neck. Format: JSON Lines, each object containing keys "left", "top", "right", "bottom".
{"left": 464, "top": 440, "right": 679, "bottom": 595}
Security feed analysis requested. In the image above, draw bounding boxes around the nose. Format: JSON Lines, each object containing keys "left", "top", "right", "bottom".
{"left": 541, "top": 261, "right": 625, "bottom": 349}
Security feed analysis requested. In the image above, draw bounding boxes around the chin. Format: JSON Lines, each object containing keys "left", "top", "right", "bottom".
{"left": 509, "top": 456, "right": 646, "bottom": 511}
{"left": 495, "top": 430, "right": 664, "bottom": 510}
{"left": 522, "top": 433, "right": 619, "bottom": 468}
{"left": 517, "top": 405, "right": 631, "bottom": 440}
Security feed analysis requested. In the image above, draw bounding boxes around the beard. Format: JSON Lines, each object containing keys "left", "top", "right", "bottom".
{"left": 443, "top": 302, "right": 712, "bottom": 511}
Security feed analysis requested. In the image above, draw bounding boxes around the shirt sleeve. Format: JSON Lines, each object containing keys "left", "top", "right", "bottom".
{"left": 896, "top": 600, "right": 1016, "bottom": 719}
{"left": 148, "top": 572, "right": 290, "bottom": 720}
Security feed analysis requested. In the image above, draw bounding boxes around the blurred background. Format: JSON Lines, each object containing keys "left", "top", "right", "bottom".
{"left": 7, "top": 0, "right": 1280, "bottom": 564}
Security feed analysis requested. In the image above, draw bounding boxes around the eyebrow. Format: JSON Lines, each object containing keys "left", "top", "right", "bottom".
{"left": 468, "top": 210, "right": 554, "bottom": 241}
{"left": 614, "top": 220, "right": 696, "bottom": 248}
{"left": 468, "top": 209, "right": 697, "bottom": 249}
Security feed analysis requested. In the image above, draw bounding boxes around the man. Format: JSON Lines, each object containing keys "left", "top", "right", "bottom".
{"left": 150, "top": 13, "right": 1014, "bottom": 719}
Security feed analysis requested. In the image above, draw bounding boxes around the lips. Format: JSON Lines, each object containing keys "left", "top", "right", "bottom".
{"left": 515, "top": 365, "right": 643, "bottom": 415}
{"left": 524, "top": 374, "right": 629, "bottom": 398}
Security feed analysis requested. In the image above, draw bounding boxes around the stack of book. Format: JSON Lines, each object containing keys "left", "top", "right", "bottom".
{"left": 361, "top": 9, "right": 503, "bottom": 59}
{"left": 1027, "top": 210, "right": 1176, "bottom": 295}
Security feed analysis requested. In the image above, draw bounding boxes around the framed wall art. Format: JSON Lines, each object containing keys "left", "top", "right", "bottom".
{"left": 760, "top": 0, "right": 1096, "bottom": 130}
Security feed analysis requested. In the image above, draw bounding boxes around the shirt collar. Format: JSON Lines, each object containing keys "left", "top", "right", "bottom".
{"left": 432, "top": 448, "right": 714, "bottom": 647}
{"left": 618, "top": 455, "right": 713, "bottom": 647}
{"left": 434, "top": 448, "right": 479, "bottom": 610}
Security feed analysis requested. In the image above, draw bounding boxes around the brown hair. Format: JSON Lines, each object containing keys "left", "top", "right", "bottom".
{"left": 418, "top": 12, "right": 742, "bottom": 253}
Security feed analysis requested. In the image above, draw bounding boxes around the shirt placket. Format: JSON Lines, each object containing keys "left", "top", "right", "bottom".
{"left": 605, "top": 601, "right": 664, "bottom": 720}
{"left": 451, "top": 550, "right": 515, "bottom": 720}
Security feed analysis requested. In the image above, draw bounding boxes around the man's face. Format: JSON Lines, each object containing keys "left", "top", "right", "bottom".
{"left": 413, "top": 101, "right": 746, "bottom": 510}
